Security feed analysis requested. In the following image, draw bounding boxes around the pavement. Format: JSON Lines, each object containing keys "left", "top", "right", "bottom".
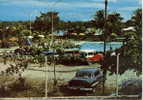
{"left": 0, "top": 96, "right": 140, "bottom": 100}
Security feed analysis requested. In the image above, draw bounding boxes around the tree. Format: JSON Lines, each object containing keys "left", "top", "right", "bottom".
{"left": 106, "top": 13, "right": 123, "bottom": 36}
{"left": 0, "top": 21, "right": 30, "bottom": 39}
{"left": 33, "top": 12, "right": 60, "bottom": 33}
{"left": 123, "top": 8, "right": 142, "bottom": 72}
{"left": 20, "top": 29, "right": 31, "bottom": 36}
{"left": 92, "top": 10, "right": 105, "bottom": 29}
{"left": 92, "top": 10, "right": 123, "bottom": 40}
{"left": 101, "top": 9, "right": 142, "bottom": 74}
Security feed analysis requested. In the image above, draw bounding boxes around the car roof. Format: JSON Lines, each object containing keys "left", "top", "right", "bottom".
{"left": 78, "top": 68, "right": 100, "bottom": 73}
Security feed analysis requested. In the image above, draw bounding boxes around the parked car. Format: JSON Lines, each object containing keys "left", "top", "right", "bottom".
{"left": 68, "top": 68, "right": 104, "bottom": 93}
{"left": 87, "top": 53, "right": 104, "bottom": 64}
{"left": 79, "top": 49, "right": 96, "bottom": 58}
{"left": 42, "top": 50, "right": 59, "bottom": 57}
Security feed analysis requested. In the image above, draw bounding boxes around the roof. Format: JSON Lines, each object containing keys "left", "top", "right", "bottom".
{"left": 78, "top": 68, "right": 99, "bottom": 73}
{"left": 122, "top": 27, "right": 135, "bottom": 31}
{"left": 9, "top": 37, "right": 18, "bottom": 41}
{"left": 79, "top": 49, "right": 96, "bottom": 53}
{"left": 42, "top": 50, "right": 57, "bottom": 55}
{"left": 27, "top": 36, "right": 33, "bottom": 39}
{"left": 64, "top": 48, "right": 79, "bottom": 52}
{"left": 38, "top": 35, "right": 45, "bottom": 38}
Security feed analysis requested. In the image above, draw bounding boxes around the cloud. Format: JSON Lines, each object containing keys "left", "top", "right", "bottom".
{"left": 138, "top": 0, "right": 142, "bottom": 5}
{"left": 91, "top": 0, "right": 117, "bottom": 3}
{"left": 108, "top": 0, "right": 117, "bottom": 2}
{"left": 0, "top": 0, "right": 104, "bottom": 9}
{"left": 60, "top": 12, "right": 93, "bottom": 21}
{"left": 59, "top": 2, "right": 104, "bottom": 9}
{"left": 119, "top": 6, "right": 140, "bottom": 11}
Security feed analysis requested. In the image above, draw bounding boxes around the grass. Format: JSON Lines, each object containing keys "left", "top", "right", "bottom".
{"left": 0, "top": 76, "right": 61, "bottom": 97}
{"left": 105, "top": 69, "right": 141, "bottom": 88}
{"left": 0, "top": 70, "right": 141, "bottom": 97}
{"left": 0, "top": 60, "right": 141, "bottom": 97}
{"left": 105, "top": 69, "right": 141, "bottom": 95}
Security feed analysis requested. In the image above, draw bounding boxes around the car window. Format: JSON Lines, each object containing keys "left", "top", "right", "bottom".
{"left": 94, "top": 71, "right": 100, "bottom": 76}
{"left": 88, "top": 52, "right": 94, "bottom": 55}
{"left": 76, "top": 72, "right": 91, "bottom": 78}
{"left": 80, "top": 53, "right": 87, "bottom": 56}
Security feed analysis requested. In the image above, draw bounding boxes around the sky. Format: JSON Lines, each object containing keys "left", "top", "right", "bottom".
{"left": 0, "top": 0, "right": 141, "bottom": 21}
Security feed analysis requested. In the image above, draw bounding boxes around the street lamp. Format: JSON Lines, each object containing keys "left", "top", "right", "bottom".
{"left": 111, "top": 52, "right": 120, "bottom": 96}
{"left": 29, "top": 10, "right": 39, "bottom": 36}
{"left": 44, "top": 1, "right": 62, "bottom": 97}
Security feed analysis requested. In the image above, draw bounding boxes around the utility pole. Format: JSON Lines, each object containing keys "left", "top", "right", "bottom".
{"left": 102, "top": 0, "right": 108, "bottom": 95}
{"left": 104, "top": 0, "right": 108, "bottom": 54}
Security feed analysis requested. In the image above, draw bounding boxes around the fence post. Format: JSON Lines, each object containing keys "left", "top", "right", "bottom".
{"left": 45, "top": 56, "right": 48, "bottom": 97}
{"left": 3, "top": 52, "right": 7, "bottom": 65}
{"left": 116, "top": 53, "right": 120, "bottom": 96}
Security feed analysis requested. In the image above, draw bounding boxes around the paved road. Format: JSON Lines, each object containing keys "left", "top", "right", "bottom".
{"left": 0, "top": 98, "right": 140, "bottom": 100}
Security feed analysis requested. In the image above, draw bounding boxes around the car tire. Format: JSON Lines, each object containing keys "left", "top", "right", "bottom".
{"left": 92, "top": 87, "right": 96, "bottom": 94}
{"left": 88, "top": 61, "right": 94, "bottom": 65}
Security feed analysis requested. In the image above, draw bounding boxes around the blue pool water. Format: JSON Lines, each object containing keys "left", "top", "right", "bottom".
{"left": 80, "top": 42, "right": 123, "bottom": 52}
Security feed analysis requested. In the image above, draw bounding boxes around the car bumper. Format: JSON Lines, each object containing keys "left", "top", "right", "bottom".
{"left": 68, "top": 86, "right": 93, "bottom": 91}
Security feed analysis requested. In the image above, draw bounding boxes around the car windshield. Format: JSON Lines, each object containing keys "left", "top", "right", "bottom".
{"left": 88, "top": 52, "right": 94, "bottom": 55}
{"left": 76, "top": 71, "right": 92, "bottom": 78}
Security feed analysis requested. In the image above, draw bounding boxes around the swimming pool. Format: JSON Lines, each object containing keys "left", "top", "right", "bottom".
{"left": 80, "top": 42, "right": 123, "bottom": 52}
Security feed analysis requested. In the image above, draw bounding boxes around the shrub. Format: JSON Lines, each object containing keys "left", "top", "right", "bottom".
{"left": 0, "top": 75, "right": 27, "bottom": 97}
{"left": 56, "top": 54, "right": 88, "bottom": 66}
{"left": 105, "top": 70, "right": 142, "bottom": 95}
{"left": 0, "top": 76, "right": 63, "bottom": 97}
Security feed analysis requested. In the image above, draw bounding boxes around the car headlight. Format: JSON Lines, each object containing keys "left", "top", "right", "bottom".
{"left": 91, "top": 81, "right": 99, "bottom": 87}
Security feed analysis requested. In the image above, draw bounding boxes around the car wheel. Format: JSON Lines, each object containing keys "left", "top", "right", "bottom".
{"left": 88, "top": 61, "right": 94, "bottom": 65}
{"left": 92, "top": 87, "right": 96, "bottom": 94}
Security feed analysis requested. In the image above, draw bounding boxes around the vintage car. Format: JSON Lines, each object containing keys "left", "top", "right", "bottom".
{"left": 87, "top": 53, "right": 104, "bottom": 64}
{"left": 79, "top": 49, "right": 96, "bottom": 58}
{"left": 68, "top": 68, "right": 104, "bottom": 93}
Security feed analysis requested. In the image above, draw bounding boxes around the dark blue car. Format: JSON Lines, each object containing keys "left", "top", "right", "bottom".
{"left": 68, "top": 68, "right": 104, "bottom": 92}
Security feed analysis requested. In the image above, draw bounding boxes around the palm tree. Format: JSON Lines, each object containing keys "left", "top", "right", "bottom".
{"left": 93, "top": 10, "right": 105, "bottom": 29}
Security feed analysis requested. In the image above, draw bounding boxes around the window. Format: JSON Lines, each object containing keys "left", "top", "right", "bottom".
{"left": 94, "top": 71, "right": 100, "bottom": 76}
{"left": 88, "top": 52, "right": 94, "bottom": 55}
